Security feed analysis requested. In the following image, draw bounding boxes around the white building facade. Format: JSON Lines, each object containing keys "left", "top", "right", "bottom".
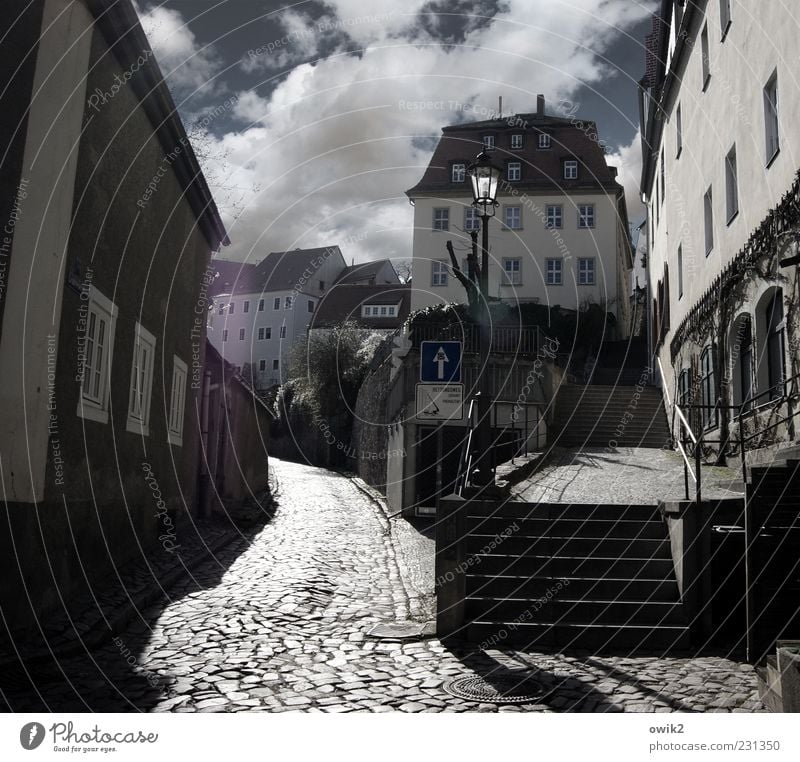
{"left": 407, "top": 97, "right": 633, "bottom": 334}
{"left": 208, "top": 247, "right": 347, "bottom": 388}
{"left": 640, "top": 0, "right": 800, "bottom": 450}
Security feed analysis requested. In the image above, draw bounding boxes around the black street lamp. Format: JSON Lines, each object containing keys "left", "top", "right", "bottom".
{"left": 467, "top": 151, "right": 502, "bottom": 488}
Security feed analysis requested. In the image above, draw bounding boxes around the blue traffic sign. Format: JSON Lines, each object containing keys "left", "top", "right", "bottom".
{"left": 420, "top": 341, "right": 462, "bottom": 383}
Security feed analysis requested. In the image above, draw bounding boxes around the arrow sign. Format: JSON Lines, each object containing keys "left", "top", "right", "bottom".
{"left": 420, "top": 340, "right": 461, "bottom": 383}
{"left": 434, "top": 346, "right": 449, "bottom": 380}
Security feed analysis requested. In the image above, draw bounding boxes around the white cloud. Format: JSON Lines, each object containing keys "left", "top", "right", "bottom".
{"left": 136, "top": 3, "right": 223, "bottom": 99}
{"left": 607, "top": 130, "right": 645, "bottom": 225}
{"left": 140, "top": 0, "right": 655, "bottom": 264}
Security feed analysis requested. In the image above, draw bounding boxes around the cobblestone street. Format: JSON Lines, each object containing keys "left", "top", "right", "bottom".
{"left": 2, "top": 459, "right": 764, "bottom": 713}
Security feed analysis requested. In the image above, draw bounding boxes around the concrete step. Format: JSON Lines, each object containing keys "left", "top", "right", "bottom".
{"left": 466, "top": 574, "right": 680, "bottom": 602}
{"left": 471, "top": 554, "right": 675, "bottom": 579}
{"left": 466, "top": 620, "right": 691, "bottom": 651}
{"left": 465, "top": 502, "right": 662, "bottom": 522}
{"left": 466, "top": 534, "right": 672, "bottom": 559}
{"left": 465, "top": 597, "right": 687, "bottom": 626}
{"left": 466, "top": 516, "right": 668, "bottom": 540}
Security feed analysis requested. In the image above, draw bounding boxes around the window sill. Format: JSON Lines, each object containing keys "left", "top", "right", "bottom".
{"left": 168, "top": 431, "right": 183, "bottom": 447}
{"left": 727, "top": 210, "right": 739, "bottom": 226}
{"left": 500, "top": 283, "right": 522, "bottom": 287}
{"left": 76, "top": 398, "right": 109, "bottom": 424}
{"left": 502, "top": 228, "right": 523, "bottom": 232}
{"left": 766, "top": 148, "right": 780, "bottom": 169}
{"left": 546, "top": 282, "right": 563, "bottom": 287}
{"left": 126, "top": 417, "right": 150, "bottom": 437}
{"left": 578, "top": 282, "right": 596, "bottom": 287}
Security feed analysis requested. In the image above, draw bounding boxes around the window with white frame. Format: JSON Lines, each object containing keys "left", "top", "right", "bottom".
{"left": 126, "top": 322, "right": 156, "bottom": 435}
{"left": 272, "top": 359, "right": 280, "bottom": 371}
{"left": 265, "top": 327, "right": 272, "bottom": 339}
{"left": 273, "top": 297, "right": 280, "bottom": 310}
{"left": 451, "top": 163, "right": 466, "bottom": 182}
{"left": 464, "top": 206, "right": 479, "bottom": 231}
{"left": 725, "top": 145, "right": 738, "bottom": 222}
{"left": 229, "top": 301, "right": 235, "bottom": 314}
{"left": 307, "top": 299, "right": 315, "bottom": 313}
{"left": 546, "top": 258, "right": 563, "bottom": 285}
{"left": 538, "top": 133, "right": 551, "bottom": 149}
{"left": 504, "top": 206, "right": 522, "bottom": 229}
{"left": 239, "top": 328, "right": 245, "bottom": 340}
{"left": 482, "top": 135, "right": 495, "bottom": 150}
{"left": 258, "top": 327, "right": 266, "bottom": 340}
{"left": 433, "top": 207, "right": 449, "bottom": 231}
{"left": 285, "top": 295, "right": 293, "bottom": 309}
{"left": 279, "top": 325, "right": 286, "bottom": 338}
{"left": 511, "top": 134, "right": 523, "bottom": 149}
{"left": 563, "top": 160, "right": 578, "bottom": 179}
{"left": 704, "top": 186, "right": 714, "bottom": 255}
{"left": 167, "top": 356, "right": 187, "bottom": 446}
{"left": 223, "top": 329, "right": 228, "bottom": 342}
{"left": 720, "top": 0, "right": 732, "bottom": 38}
{"left": 431, "top": 260, "right": 448, "bottom": 286}
{"left": 77, "top": 287, "right": 118, "bottom": 423}
{"left": 503, "top": 258, "right": 521, "bottom": 285}
{"left": 243, "top": 299, "right": 250, "bottom": 313}
{"left": 578, "top": 204, "right": 595, "bottom": 228}
{"left": 578, "top": 257, "right": 595, "bottom": 285}
{"left": 259, "top": 359, "right": 266, "bottom": 371}
{"left": 764, "top": 71, "right": 779, "bottom": 164}
{"left": 545, "top": 204, "right": 562, "bottom": 229}
{"left": 258, "top": 298, "right": 265, "bottom": 311}
{"left": 507, "top": 161, "right": 521, "bottom": 181}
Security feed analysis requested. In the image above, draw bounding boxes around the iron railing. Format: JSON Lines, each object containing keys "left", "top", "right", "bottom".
{"left": 409, "top": 323, "right": 541, "bottom": 355}
{"left": 658, "top": 357, "right": 800, "bottom": 662}
{"left": 455, "top": 397, "right": 478, "bottom": 496}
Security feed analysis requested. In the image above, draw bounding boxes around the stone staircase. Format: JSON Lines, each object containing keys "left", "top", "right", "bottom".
{"left": 554, "top": 383, "right": 671, "bottom": 448}
{"left": 464, "top": 501, "right": 691, "bottom": 651}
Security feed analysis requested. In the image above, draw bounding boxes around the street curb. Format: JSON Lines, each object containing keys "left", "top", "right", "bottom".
{"left": 339, "top": 470, "right": 436, "bottom": 628}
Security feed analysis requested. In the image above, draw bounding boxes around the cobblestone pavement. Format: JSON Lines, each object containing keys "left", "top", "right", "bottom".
{"left": 1, "top": 459, "right": 763, "bottom": 713}
{"left": 511, "top": 447, "right": 745, "bottom": 505}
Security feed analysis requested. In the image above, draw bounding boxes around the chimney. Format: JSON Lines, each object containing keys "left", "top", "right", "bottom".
{"left": 537, "top": 94, "right": 545, "bottom": 117}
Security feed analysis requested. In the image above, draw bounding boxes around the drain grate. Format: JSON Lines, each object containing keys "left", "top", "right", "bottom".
{"left": 443, "top": 671, "right": 553, "bottom": 705}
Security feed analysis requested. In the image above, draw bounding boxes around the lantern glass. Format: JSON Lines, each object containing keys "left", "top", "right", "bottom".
{"left": 468, "top": 151, "right": 501, "bottom": 215}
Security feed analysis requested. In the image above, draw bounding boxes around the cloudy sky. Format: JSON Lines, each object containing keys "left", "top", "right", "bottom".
{"left": 135, "top": 0, "right": 656, "bottom": 266}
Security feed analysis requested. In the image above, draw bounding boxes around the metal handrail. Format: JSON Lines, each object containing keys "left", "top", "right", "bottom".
{"left": 455, "top": 397, "right": 478, "bottom": 496}
{"left": 658, "top": 356, "right": 702, "bottom": 503}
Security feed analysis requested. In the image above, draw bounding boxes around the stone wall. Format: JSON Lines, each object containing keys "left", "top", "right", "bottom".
{"left": 350, "top": 336, "right": 396, "bottom": 491}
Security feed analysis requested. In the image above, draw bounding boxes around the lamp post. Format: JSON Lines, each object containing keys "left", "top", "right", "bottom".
{"left": 467, "top": 151, "right": 501, "bottom": 488}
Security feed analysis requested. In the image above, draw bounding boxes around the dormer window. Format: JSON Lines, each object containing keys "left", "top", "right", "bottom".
{"left": 362, "top": 304, "right": 397, "bottom": 317}
{"left": 451, "top": 162, "right": 466, "bottom": 182}
{"left": 538, "top": 133, "right": 551, "bottom": 149}
{"left": 482, "top": 135, "right": 495, "bottom": 151}
{"left": 563, "top": 160, "right": 578, "bottom": 180}
{"left": 511, "top": 134, "right": 523, "bottom": 149}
